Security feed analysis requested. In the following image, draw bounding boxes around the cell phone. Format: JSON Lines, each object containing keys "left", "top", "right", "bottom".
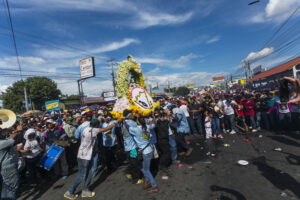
{"left": 279, "top": 79, "right": 289, "bottom": 103}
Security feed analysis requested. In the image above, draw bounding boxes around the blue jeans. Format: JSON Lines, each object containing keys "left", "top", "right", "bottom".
{"left": 278, "top": 112, "right": 292, "bottom": 131}
{"left": 256, "top": 112, "right": 261, "bottom": 128}
{"left": 176, "top": 132, "right": 190, "bottom": 151}
{"left": 169, "top": 135, "right": 177, "bottom": 161}
{"left": 268, "top": 110, "right": 277, "bottom": 130}
{"left": 246, "top": 115, "right": 256, "bottom": 129}
{"left": 91, "top": 153, "right": 98, "bottom": 176}
{"left": 1, "top": 165, "right": 19, "bottom": 200}
{"left": 261, "top": 112, "right": 270, "bottom": 130}
{"left": 141, "top": 152, "right": 157, "bottom": 187}
{"left": 211, "top": 117, "right": 221, "bottom": 136}
{"left": 225, "top": 114, "right": 239, "bottom": 132}
{"left": 190, "top": 117, "right": 203, "bottom": 134}
{"left": 68, "top": 158, "right": 94, "bottom": 194}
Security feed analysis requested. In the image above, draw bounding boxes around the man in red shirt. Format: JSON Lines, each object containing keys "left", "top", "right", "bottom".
{"left": 242, "top": 95, "right": 257, "bottom": 133}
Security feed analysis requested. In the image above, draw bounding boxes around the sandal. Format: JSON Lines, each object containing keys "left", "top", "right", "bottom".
{"left": 147, "top": 187, "right": 159, "bottom": 194}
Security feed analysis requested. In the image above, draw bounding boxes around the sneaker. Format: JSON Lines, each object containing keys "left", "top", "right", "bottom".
{"left": 257, "top": 127, "right": 261, "bottom": 131}
{"left": 252, "top": 129, "right": 258, "bottom": 133}
{"left": 185, "top": 148, "right": 193, "bottom": 156}
{"left": 81, "top": 190, "right": 95, "bottom": 198}
{"left": 230, "top": 130, "right": 236, "bottom": 134}
{"left": 213, "top": 135, "right": 217, "bottom": 139}
{"left": 218, "top": 135, "right": 224, "bottom": 139}
{"left": 64, "top": 191, "right": 78, "bottom": 200}
{"left": 62, "top": 176, "right": 68, "bottom": 180}
{"left": 249, "top": 126, "right": 252, "bottom": 129}
{"left": 226, "top": 129, "right": 230, "bottom": 133}
{"left": 222, "top": 129, "right": 226, "bottom": 134}
{"left": 143, "top": 181, "right": 151, "bottom": 190}
{"left": 179, "top": 152, "right": 186, "bottom": 156}
{"left": 147, "top": 187, "right": 159, "bottom": 194}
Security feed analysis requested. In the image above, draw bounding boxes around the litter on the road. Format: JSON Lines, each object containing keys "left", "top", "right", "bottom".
{"left": 243, "top": 139, "right": 251, "bottom": 143}
{"left": 206, "top": 152, "right": 211, "bottom": 156}
{"left": 237, "top": 160, "right": 249, "bottom": 166}
{"left": 188, "top": 166, "right": 193, "bottom": 169}
{"left": 280, "top": 192, "right": 287, "bottom": 197}
{"left": 274, "top": 148, "right": 282, "bottom": 152}
{"left": 258, "top": 135, "right": 263, "bottom": 138}
{"left": 178, "top": 164, "right": 184, "bottom": 167}
{"left": 203, "top": 161, "right": 212, "bottom": 164}
{"left": 196, "top": 143, "right": 200, "bottom": 146}
{"left": 162, "top": 176, "right": 169, "bottom": 180}
{"left": 224, "top": 144, "right": 230, "bottom": 147}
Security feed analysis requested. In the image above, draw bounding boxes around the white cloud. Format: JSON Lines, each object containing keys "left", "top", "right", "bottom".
{"left": 38, "top": 38, "right": 138, "bottom": 60}
{"left": 207, "top": 36, "right": 220, "bottom": 44}
{"left": 137, "top": 53, "right": 197, "bottom": 69}
{"left": 92, "top": 38, "right": 139, "bottom": 54}
{"left": 243, "top": 47, "right": 274, "bottom": 63}
{"left": 12, "top": 0, "right": 211, "bottom": 29}
{"left": 145, "top": 71, "right": 221, "bottom": 88}
{"left": 133, "top": 11, "right": 193, "bottom": 29}
{"left": 248, "top": 0, "right": 300, "bottom": 23}
{"left": 266, "top": 0, "right": 299, "bottom": 18}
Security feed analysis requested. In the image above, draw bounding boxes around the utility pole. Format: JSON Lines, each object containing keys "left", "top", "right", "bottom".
{"left": 109, "top": 58, "right": 116, "bottom": 96}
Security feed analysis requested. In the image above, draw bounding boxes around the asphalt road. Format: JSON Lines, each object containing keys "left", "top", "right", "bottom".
{"left": 18, "top": 131, "right": 300, "bottom": 200}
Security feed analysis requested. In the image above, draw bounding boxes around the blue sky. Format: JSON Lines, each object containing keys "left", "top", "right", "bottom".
{"left": 0, "top": 0, "right": 300, "bottom": 96}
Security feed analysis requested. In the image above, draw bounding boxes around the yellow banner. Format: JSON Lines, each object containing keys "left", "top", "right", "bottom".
{"left": 187, "top": 84, "right": 195, "bottom": 88}
{"left": 46, "top": 102, "right": 59, "bottom": 110}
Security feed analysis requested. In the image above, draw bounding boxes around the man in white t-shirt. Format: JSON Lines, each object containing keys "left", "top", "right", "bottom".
{"left": 64, "top": 118, "right": 120, "bottom": 200}
{"left": 223, "top": 95, "right": 239, "bottom": 134}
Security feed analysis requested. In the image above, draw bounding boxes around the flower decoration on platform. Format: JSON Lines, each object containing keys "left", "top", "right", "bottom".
{"left": 111, "top": 55, "right": 158, "bottom": 118}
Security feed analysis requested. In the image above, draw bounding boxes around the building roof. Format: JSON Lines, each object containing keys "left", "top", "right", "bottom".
{"left": 249, "top": 57, "right": 300, "bottom": 82}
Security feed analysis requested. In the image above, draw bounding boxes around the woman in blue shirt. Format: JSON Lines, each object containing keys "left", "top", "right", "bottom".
{"left": 123, "top": 109, "right": 159, "bottom": 194}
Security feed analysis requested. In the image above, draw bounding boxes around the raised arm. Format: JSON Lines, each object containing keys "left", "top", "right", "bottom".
{"left": 98, "top": 118, "right": 122, "bottom": 133}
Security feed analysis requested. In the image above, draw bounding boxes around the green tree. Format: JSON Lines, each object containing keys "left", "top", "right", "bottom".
{"left": 174, "top": 86, "right": 190, "bottom": 96}
{"left": 2, "top": 77, "right": 61, "bottom": 113}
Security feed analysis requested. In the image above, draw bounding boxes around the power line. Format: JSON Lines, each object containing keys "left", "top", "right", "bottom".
{"left": 262, "top": 5, "right": 300, "bottom": 49}
{"left": 4, "top": 0, "right": 23, "bottom": 80}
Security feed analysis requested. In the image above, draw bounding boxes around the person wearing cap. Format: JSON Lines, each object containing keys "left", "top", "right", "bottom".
{"left": 175, "top": 102, "right": 193, "bottom": 156}
{"left": 18, "top": 128, "right": 42, "bottom": 183}
{"left": 75, "top": 116, "right": 90, "bottom": 140}
{"left": 121, "top": 110, "right": 143, "bottom": 185}
{"left": 63, "top": 116, "right": 78, "bottom": 169}
{"left": 0, "top": 129, "right": 19, "bottom": 200}
{"left": 264, "top": 91, "right": 279, "bottom": 131}
{"left": 72, "top": 113, "right": 81, "bottom": 128}
{"left": 122, "top": 109, "right": 158, "bottom": 194}
{"left": 188, "top": 97, "right": 203, "bottom": 135}
{"left": 101, "top": 113, "right": 118, "bottom": 173}
{"left": 64, "top": 117, "right": 121, "bottom": 200}
{"left": 45, "top": 119, "right": 69, "bottom": 179}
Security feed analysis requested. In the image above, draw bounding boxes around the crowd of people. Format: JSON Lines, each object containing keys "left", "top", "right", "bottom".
{"left": 0, "top": 77, "right": 299, "bottom": 200}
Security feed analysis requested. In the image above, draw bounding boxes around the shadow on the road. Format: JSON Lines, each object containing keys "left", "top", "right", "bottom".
{"left": 89, "top": 169, "right": 109, "bottom": 191}
{"left": 17, "top": 172, "right": 60, "bottom": 200}
{"left": 267, "top": 135, "right": 300, "bottom": 148}
{"left": 210, "top": 185, "right": 247, "bottom": 200}
{"left": 252, "top": 156, "right": 300, "bottom": 198}
{"left": 276, "top": 151, "right": 300, "bottom": 166}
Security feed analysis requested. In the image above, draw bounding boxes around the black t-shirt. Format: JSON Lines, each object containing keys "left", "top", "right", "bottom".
{"left": 155, "top": 119, "right": 169, "bottom": 144}
{"left": 188, "top": 103, "right": 201, "bottom": 119}
{"left": 201, "top": 101, "right": 211, "bottom": 112}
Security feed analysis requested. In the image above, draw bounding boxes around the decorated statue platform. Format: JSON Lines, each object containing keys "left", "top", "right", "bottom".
{"left": 111, "top": 55, "right": 159, "bottom": 118}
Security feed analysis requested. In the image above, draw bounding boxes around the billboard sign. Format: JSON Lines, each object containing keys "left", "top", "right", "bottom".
{"left": 212, "top": 76, "right": 224, "bottom": 82}
{"left": 45, "top": 100, "right": 60, "bottom": 111}
{"left": 103, "top": 91, "right": 116, "bottom": 101}
{"left": 80, "top": 57, "right": 95, "bottom": 79}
